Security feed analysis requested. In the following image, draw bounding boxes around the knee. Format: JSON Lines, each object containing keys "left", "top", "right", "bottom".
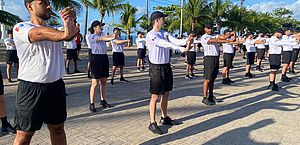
{"left": 14, "top": 131, "right": 34, "bottom": 145}
{"left": 48, "top": 125, "right": 65, "bottom": 135}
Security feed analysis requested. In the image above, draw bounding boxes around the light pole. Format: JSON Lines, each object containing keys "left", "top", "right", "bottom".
{"left": 0, "top": 0, "right": 6, "bottom": 39}
{"left": 146, "top": 0, "right": 149, "bottom": 32}
{"left": 179, "top": 0, "right": 183, "bottom": 36}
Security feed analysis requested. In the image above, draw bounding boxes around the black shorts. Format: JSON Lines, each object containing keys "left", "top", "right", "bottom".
{"left": 223, "top": 53, "right": 234, "bottom": 68}
{"left": 204, "top": 56, "right": 219, "bottom": 80}
{"left": 6, "top": 50, "right": 19, "bottom": 65}
{"left": 149, "top": 63, "right": 173, "bottom": 95}
{"left": 291, "top": 49, "right": 299, "bottom": 62}
{"left": 269, "top": 54, "right": 281, "bottom": 70}
{"left": 265, "top": 45, "right": 269, "bottom": 51}
{"left": 257, "top": 49, "right": 265, "bottom": 59}
{"left": 14, "top": 79, "right": 67, "bottom": 132}
{"left": 187, "top": 51, "right": 196, "bottom": 65}
{"left": 76, "top": 44, "right": 81, "bottom": 51}
{"left": 90, "top": 54, "right": 109, "bottom": 79}
{"left": 66, "top": 49, "right": 78, "bottom": 60}
{"left": 282, "top": 51, "right": 292, "bottom": 64}
{"left": 137, "top": 49, "right": 146, "bottom": 59}
{"left": 242, "top": 45, "right": 247, "bottom": 52}
{"left": 88, "top": 49, "right": 93, "bottom": 62}
{"left": 0, "top": 70, "right": 4, "bottom": 95}
{"left": 113, "top": 52, "right": 125, "bottom": 66}
{"left": 246, "top": 52, "right": 255, "bottom": 65}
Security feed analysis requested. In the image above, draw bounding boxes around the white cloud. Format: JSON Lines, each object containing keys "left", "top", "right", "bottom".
{"left": 136, "top": 6, "right": 146, "bottom": 15}
{"left": 2, "top": 0, "right": 29, "bottom": 21}
{"left": 248, "top": 0, "right": 300, "bottom": 20}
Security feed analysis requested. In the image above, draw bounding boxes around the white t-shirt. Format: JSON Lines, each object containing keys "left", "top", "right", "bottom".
{"left": 146, "top": 29, "right": 184, "bottom": 64}
{"left": 86, "top": 34, "right": 91, "bottom": 49}
{"left": 245, "top": 38, "right": 256, "bottom": 52}
{"left": 64, "top": 39, "right": 77, "bottom": 49}
{"left": 222, "top": 39, "right": 234, "bottom": 54}
{"left": 4, "top": 38, "right": 16, "bottom": 50}
{"left": 111, "top": 37, "right": 124, "bottom": 52}
{"left": 281, "top": 35, "right": 294, "bottom": 51}
{"left": 292, "top": 36, "right": 300, "bottom": 49}
{"left": 13, "top": 21, "right": 65, "bottom": 83}
{"left": 136, "top": 38, "right": 146, "bottom": 49}
{"left": 255, "top": 37, "right": 265, "bottom": 49}
{"left": 201, "top": 34, "right": 219, "bottom": 56}
{"left": 88, "top": 34, "right": 107, "bottom": 54}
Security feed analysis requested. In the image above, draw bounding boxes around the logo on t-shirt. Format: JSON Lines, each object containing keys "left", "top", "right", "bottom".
{"left": 152, "top": 37, "right": 156, "bottom": 41}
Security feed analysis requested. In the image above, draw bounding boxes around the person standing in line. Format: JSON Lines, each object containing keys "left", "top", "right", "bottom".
{"left": 110, "top": 27, "right": 130, "bottom": 85}
{"left": 12, "top": 0, "right": 78, "bottom": 144}
{"left": 185, "top": 32, "right": 200, "bottom": 79}
{"left": 3, "top": 30, "right": 19, "bottom": 83}
{"left": 200, "top": 24, "right": 236, "bottom": 106}
{"left": 65, "top": 36, "right": 81, "bottom": 74}
{"left": 136, "top": 32, "right": 147, "bottom": 72}
{"left": 88, "top": 20, "right": 115, "bottom": 112}
{"left": 75, "top": 23, "right": 83, "bottom": 61}
{"left": 264, "top": 35, "right": 270, "bottom": 59}
{"left": 86, "top": 27, "right": 93, "bottom": 78}
{"left": 0, "top": 70, "right": 16, "bottom": 136}
{"left": 244, "top": 33, "right": 265, "bottom": 78}
{"left": 255, "top": 33, "right": 267, "bottom": 72}
{"left": 289, "top": 31, "right": 300, "bottom": 74}
{"left": 146, "top": 11, "right": 194, "bottom": 135}
{"left": 281, "top": 28, "right": 295, "bottom": 82}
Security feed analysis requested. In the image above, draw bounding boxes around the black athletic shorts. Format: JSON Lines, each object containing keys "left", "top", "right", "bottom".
{"left": 90, "top": 54, "right": 109, "bottom": 79}
{"left": 246, "top": 52, "right": 255, "bottom": 65}
{"left": 282, "top": 51, "right": 292, "bottom": 64}
{"left": 242, "top": 45, "right": 247, "bottom": 52}
{"left": 66, "top": 49, "right": 78, "bottom": 61}
{"left": 291, "top": 49, "right": 299, "bottom": 62}
{"left": 265, "top": 45, "right": 269, "bottom": 51}
{"left": 257, "top": 49, "right": 265, "bottom": 59}
{"left": 0, "top": 70, "right": 4, "bottom": 95}
{"left": 269, "top": 54, "right": 281, "bottom": 70}
{"left": 223, "top": 53, "right": 234, "bottom": 68}
{"left": 204, "top": 56, "right": 219, "bottom": 80}
{"left": 88, "top": 49, "right": 93, "bottom": 62}
{"left": 113, "top": 52, "right": 125, "bottom": 66}
{"left": 14, "top": 79, "right": 67, "bottom": 132}
{"left": 137, "top": 49, "right": 146, "bottom": 59}
{"left": 149, "top": 63, "right": 173, "bottom": 95}
{"left": 6, "top": 50, "right": 19, "bottom": 65}
{"left": 76, "top": 44, "right": 81, "bottom": 51}
{"left": 187, "top": 51, "right": 196, "bottom": 65}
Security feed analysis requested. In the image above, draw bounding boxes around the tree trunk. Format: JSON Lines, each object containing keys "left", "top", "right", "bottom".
{"left": 83, "top": 5, "right": 88, "bottom": 44}
{"left": 99, "top": 10, "right": 105, "bottom": 23}
{"left": 192, "top": 19, "right": 195, "bottom": 32}
{"left": 127, "top": 30, "right": 131, "bottom": 47}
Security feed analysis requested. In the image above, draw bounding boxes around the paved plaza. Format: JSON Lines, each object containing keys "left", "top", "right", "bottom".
{"left": 0, "top": 47, "right": 300, "bottom": 145}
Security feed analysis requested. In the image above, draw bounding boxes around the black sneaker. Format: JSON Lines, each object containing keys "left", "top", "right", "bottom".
{"left": 245, "top": 73, "right": 254, "bottom": 78}
{"left": 159, "top": 116, "right": 181, "bottom": 126}
{"left": 281, "top": 76, "right": 290, "bottom": 82}
{"left": 268, "top": 84, "right": 279, "bottom": 91}
{"left": 202, "top": 97, "right": 214, "bottom": 106}
{"left": 110, "top": 78, "right": 114, "bottom": 85}
{"left": 7, "top": 78, "right": 13, "bottom": 83}
{"left": 74, "top": 70, "right": 82, "bottom": 73}
{"left": 208, "top": 95, "right": 216, "bottom": 105}
{"left": 222, "top": 79, "right": 231, "bottom": 85}
{"left": 100, "top": 100, "right": 111, "bottom": 108}
{"left": 190, "top": 74, "right": 198, "bottom": 78}
{"left": 66, "top": 69, "right": 70, "bottom": 74}
{"left": 289, "top": 70, "right": 296, "bottom": 75}
{"left": 87, "top": 75, "right": 92, "bottom": 79}
{"left": 1, "top": 123, "right": 16, "bottom": 134}
{"left": 89, "top": 103, "right": 96, "bottom": 113}
{"left": 185, "top": 75, "right": 193, "bottom": 79}
{"left": 148, "top": 122, "right": 163, "bottom": 135}
{"left": 120, "top": 77, "right": 129, "bottom": 82}
{"left": 226, "top": 78, "right": 234, "bottom": 83}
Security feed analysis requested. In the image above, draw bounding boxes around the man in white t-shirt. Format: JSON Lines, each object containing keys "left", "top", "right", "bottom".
{"left": 65, "top": 38, "right": 81, "bottom": 74}
{"left": 136, "top": 32, "right": 147, "bottom": 72}
{"left": 12, "top": 0, "right": 78, "bottom": 144}
{"left": 255, "top": 33, "right": 267, "bottom": 72}
{"left": 3, "top": 30, "right": 19, "bottom": 83}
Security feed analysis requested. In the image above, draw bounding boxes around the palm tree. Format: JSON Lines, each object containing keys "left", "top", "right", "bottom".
{"left": 51, "top": 0, "right": 83, "bottom": 14}
{"left": 117, "top": 2, "right": 137, "bottom": 46}
{"left": 92, "top": 0, "right": 124, "bottom": 23}
{"left": 209, "top": 0, "right": 232, "bottom": 31}
{"left": 79, "top": 0, "right": 93, "bottom": 43}
{"left": 185, "top": 0, "right": 210, "bottom": 32}
{"left": 0, "top": 10, "right": 22, "bottom": 27}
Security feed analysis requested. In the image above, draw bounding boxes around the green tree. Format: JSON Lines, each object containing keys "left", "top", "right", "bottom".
{"left": 209, "top": 0, "right": 232, "bottom": 31}
{"left": 0, "top": 10, "right": 22, "bottom": 27}
{"left": 79, "top": 0, "right": 93, "bottom": 43}
{"left": 92, "top": 0, "right": 124, "bottom": 23}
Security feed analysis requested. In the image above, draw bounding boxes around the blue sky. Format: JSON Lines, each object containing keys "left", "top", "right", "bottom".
{"left": 3, "top": 0, "right": 300, "bottom": 34}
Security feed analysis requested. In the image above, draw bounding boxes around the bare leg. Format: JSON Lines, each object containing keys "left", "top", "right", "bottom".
{"left": 203, "top": 79, "right": 210, "bottom": 97}
{"left": 0, "top": 95, "right": 7, "bottom": 117}
{"left": 89, "top": 79, "right": 99, "bottom": 104}
{"left": 120, "top": 66, "right": 124, "bottom": 78}
{"left": 282, "top": 64, "right": 289, "bottom": 75}
{"left": 99, "top": 78, "right": 107, "bottom": 100}
{"left": 160, "top": 92, "right": 169, "bottom": 118}
{"left": 6, "top": 64, "right": 11, "bottom": 80}
{"left": 13, "top": 130, "right": 35, "bottom": 145}
{"left": 149, "top": 94, "right": 159, "bottom": 123}
{"left": 111, "top": 66, "right": 117, "bottom": 79}
{"left": 15, "top": 63, "right": 19, "bottom": 77}
{"left": 47, "top": 124, "right": 66, "bottom": 145}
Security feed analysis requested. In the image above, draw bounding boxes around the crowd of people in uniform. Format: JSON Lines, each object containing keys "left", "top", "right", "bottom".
{"left": 0, "top": 0, "right": 300, "bottom": 143}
